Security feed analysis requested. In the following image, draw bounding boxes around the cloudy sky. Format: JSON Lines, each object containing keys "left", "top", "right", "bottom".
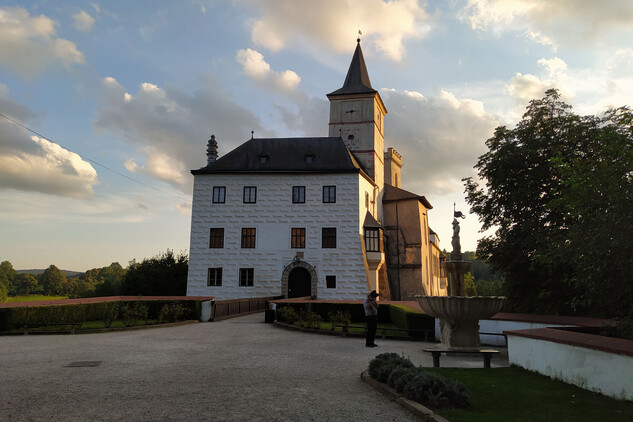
{"left": 1, "top": 0, "right": 632, "bottom": 271}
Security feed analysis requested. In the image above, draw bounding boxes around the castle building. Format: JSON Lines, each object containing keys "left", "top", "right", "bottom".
{"left": 186, "top": 40, "right": 447, "bottom": 300}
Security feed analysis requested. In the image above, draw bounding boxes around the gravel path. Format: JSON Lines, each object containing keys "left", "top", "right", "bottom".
{"left": 1, "top": 313, "right": 508, "bottom": 421}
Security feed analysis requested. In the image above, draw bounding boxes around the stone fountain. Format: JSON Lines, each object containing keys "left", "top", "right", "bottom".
{"left": 416, "top": 208, "right": 506, "bottom": 348}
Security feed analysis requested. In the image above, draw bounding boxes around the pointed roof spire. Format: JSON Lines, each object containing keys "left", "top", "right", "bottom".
{"left": 327, "top": 38, "right": 377, "bottom": 97}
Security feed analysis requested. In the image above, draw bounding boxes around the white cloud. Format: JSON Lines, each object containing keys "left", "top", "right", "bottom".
{"left": 380, "top": 88, "right": 499, "bottom": 196}
{"left": 72, "top": 10, "right": 95, "bottom": 32}
{"left": 0, "top": 86, "right": 98, "bottom": 198}
{"left": 236, "top": 48, "right": 301, "bottom": 91}
{"left": 0, "top": 6, "right": 85, "bottom": 77}
{"left": 242, "top": 0, "right": 430, "bottom": 61}
{"left": 459, "top": 0, "right": 633, "bottom": 48}
{"left": 94, "top": 75, "right": 272, "bottom": 193}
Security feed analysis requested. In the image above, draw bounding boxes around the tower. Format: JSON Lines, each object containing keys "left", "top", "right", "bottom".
{"left": 327, "top": 39, "right": 387, "bottom": 190}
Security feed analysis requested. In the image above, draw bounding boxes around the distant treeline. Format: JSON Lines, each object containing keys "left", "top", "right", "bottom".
{"left": 0, "top": 250, "right": 188, "bottom": 302}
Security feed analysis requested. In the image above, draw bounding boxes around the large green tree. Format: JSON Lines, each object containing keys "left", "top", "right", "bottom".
{"left": 13, "top": 273, "right": 39, "bottom": 296}
{"left": 40, "top": 265, "right": 68, "bottom": 295}
{"left": 464, "top": 89, "right": 633, "bottom": 317}
{"left": 122, "top": 250, "right": 188, "bottom": 296}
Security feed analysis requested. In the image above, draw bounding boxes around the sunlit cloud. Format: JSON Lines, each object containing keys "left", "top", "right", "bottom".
{"left": 242, "top": 0, "right": 431, "bottom": 61}
{"left": 0, "top": 6, "right": 85, "bottom": 77}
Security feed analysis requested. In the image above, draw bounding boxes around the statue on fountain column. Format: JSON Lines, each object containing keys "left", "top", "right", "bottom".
{"left": 450, "top": 205, "right": 466, "bottom": 261}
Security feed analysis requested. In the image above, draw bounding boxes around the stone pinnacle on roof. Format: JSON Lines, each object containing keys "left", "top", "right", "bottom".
{"left": 206, "top": 134, "right": 218, "bottom": 165}
{"left": 327, "top": 38, "right": 377, "bottom": 97}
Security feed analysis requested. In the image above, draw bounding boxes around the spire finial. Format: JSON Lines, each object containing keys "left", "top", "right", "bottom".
{"left": 251, "top": 130, "right": 254, "bottom": 140}
{"left": 357, "top": 29, "right": 362, "bottom": 43}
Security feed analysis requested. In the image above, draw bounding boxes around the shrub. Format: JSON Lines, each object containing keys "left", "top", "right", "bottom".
{"left": 403, "top": 372, "right": 470, "bottom": 409}
{"left": 119, "top": 301, "right": 148, "bottom": 327}
{"left": 368, "top": 353, "right": 415, "bottom": 383}
{"left": 276, "top": 306, "right": 299, "bottom": 324}
{"left": 299, "top": 304, "right": 322, "bottom": 329}
{"left": 158, "top": 303, "right": 186, "bottom": 323}
{"left": 328, "top": 309, "right": 351, "bottom": 331}
{"left": 388, "top": 366, "right": 426, "bottom": 392}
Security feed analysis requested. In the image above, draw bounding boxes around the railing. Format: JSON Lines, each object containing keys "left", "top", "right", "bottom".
{"left": 212, "top": 296, "right": 283, "bottom": 321}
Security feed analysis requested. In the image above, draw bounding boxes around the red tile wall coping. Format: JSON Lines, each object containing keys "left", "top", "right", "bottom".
{"left": 0, "top": 296, "right": 215, "bottom": 309}
{"left": 504, "top": 327, "right": 633, "bottom": 358}
{"left": 491, "top": 312, "right": 611, "bottom": 327}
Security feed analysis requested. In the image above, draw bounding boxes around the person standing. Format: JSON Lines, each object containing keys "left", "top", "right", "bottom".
{"left": 364, "top": 290, "right": 379, "bottom": 347}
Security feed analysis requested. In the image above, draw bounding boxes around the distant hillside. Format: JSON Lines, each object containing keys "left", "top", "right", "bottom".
{"left": 17, "top": 269, "right": 83, "bottom": 277}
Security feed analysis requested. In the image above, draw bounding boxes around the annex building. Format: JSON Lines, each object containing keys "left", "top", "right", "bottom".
{"left": 186, "top": 40, "right": 447, "bottom": 301}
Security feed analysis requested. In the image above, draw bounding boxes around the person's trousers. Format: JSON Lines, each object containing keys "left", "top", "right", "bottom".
{"left": 365, "top": 315, "right": 377, "bottom": 346}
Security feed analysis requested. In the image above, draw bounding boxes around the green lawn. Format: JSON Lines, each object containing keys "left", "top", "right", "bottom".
{"left": 428, "top": 367, "right": 633, "bottom": 422}
{"left": 8, "top": 295, "right": 68, "bottom": 302}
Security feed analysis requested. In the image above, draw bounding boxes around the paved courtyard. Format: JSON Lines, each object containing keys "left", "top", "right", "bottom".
{"left": 1, "top": 313, "right": 508, "bottom": 421}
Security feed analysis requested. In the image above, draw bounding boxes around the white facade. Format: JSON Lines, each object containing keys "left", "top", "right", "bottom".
{"left": 187, "top": 39, "right": 439, "bottom": 301}
{"left": 186, "top": 172, "right": 377, "bottom": 300}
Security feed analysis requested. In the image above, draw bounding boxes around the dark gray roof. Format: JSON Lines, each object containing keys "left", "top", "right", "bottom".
{"left": 327, "top": 40, "right": 377, "bottom": 97}
{"left": 363, "top": 210, "right": 382, "bottom": 228}
{"left": 382, "top": 184, "right": 433, "bottom": 209}
{"left": 192, "top": 137, "right": 368, "bottom": 175}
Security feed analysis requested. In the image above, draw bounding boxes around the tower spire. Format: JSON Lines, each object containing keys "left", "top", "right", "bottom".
{"left": 327, "top": 38, "right": 376, "bottom": 97}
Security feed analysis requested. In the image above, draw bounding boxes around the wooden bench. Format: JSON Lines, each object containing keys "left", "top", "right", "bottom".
{"left": 423, "top": 347, "right": 500, "bottom": 368}
{"left": 12, "top": 322, "right": 83, "bottom": 335}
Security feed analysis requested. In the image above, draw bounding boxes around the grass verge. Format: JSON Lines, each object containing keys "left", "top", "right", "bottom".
{"left": 428, "top": 367, "right": 633, "bottom": 422}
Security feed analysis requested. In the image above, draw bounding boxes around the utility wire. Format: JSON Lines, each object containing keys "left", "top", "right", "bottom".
{"left": 0, "top": 112, "right": 192, "bottom": 204}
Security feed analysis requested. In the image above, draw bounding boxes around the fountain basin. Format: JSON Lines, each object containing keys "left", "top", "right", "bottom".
{"left": 416, "top": 296, "right": 506, "bottom": 322}
{"left": 416, "top": 295, "right": 507, "bottom": 348}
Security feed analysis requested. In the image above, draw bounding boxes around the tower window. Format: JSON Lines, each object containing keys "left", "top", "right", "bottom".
{"left": 323, "top": 186, "right": 336, "bottom": 203}
{"left": 209, "top": 228, "right": 224, "bottom": 248}
{"left": 243, "top": 186, "right": 257, "bottom": 203}
{"left": 212, "top": 186, "right": 226, "bottom": 203}
{"left": 326, "top": 275, "right": 336, "bottom": 289}
{"left": 239, "top": 268, "right": 254, "bottom": 287}
{"left": 292, "top": 186, "right": 305, "bottom": 203}
{"left": 365, "top": 228, "right": 380, "bottom": 252}
{"left": 322, "top": 228, "right": 336, "bottom": 248}
{"left": 207, "top": 268, "right": 222, "bottom": 286}
{"left": 291, "top": 228, "right": 306, "bottom": 248}
{"left": 241, "top": 228, "right": 256, "bottom": 248}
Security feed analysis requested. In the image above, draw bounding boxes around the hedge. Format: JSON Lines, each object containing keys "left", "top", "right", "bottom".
{"left": 0, "top": 299, "right": 202, "bottom": 331}
{"left": 389, "top": 304, "right": 435, "bottom": 337}
{"left": 275, "top": 301, "right": 434, "bottom": 331}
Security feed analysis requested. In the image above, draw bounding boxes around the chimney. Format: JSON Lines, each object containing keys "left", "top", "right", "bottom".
{"left": 206, "top": 134, "right": 218, "bottom": 165}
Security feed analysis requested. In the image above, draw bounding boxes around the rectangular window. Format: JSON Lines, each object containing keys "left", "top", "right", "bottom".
{"left": 243, "top": 186, "right": 257, "bottom": 203}
{"left": 239, "top": 268, "right": 254, "bottom": 286}
{"left": 326, "top": 275, "right": 336, "bottom": 289}
{"left": 212, "top": 186, "right": 226, "bottom": 203}
{"left": 322, "top": 227, "right": 337, "bottom": 248}
{"left": 291, "top": 228, "right": 306, "bottom": 248}
{"left": 209, "top": 228, "right": 224, "bottom": 248}
{"left": 365, "top": 228, "right": 380, "bottom": 252}
{"left": 323, "top": 186, "right": 336, "bottom": 203}
{"left": 292, "top": 186, "right": 305, "bottom": 203}
{"left": 241, "top": 228, "right": 256, "bottom": 248}
{"left": 207, "top": 268, "right": 222, "bottom": 286}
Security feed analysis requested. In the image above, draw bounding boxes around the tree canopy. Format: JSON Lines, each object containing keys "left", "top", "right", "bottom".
{"left": 122, "top": 250, "right": 188, "bottom": 296}
{"left": 464, "top": 89, "right": 633, "bottom": 318}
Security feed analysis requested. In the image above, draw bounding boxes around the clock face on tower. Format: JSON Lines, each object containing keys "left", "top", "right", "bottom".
{"left": 342, "top": 101, "right": 362, "bottom": 122}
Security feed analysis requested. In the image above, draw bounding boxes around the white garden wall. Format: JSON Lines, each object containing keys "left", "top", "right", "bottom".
{"left": 507, "top": 333, "right": 633, "bottom": 400}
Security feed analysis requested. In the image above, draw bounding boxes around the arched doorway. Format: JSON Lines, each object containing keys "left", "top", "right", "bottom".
{"left": 288, "top": 267, "right": 311, "bottom": 298}
{"left": 281, "top": 260, "right": 317, "bottom": 298}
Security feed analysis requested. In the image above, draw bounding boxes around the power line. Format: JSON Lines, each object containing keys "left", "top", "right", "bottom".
{"left": 0, "top": 112, "right": 192, "bottom": 204}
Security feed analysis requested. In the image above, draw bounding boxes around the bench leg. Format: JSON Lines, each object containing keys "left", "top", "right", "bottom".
{"left": 431, "top": 351, "right": 441, "bottom": 368}
{"left": 483, "top": 353, "right": 492, "bottom": 368}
